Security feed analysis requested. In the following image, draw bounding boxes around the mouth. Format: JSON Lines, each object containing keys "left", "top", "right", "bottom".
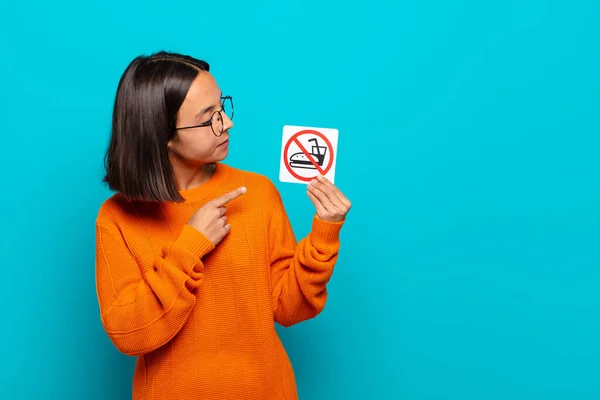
{"left": 217, "top": 139, "right": 229, "bottom": 148}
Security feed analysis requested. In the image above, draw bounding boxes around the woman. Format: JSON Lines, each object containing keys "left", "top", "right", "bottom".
{"left": 95, "top": 50, "right": 351, "bottom": 400}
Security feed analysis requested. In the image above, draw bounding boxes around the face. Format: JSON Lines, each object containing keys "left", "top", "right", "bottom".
{"left": 167, "top": 71, "right": 233, "bottom": 166}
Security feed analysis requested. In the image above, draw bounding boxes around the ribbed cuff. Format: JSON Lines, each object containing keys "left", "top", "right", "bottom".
{"left": 174, "top": 225, "right": 215, "bottom": 259}
{"left": 310, "top": 214, "right": 344, "bottom": 245}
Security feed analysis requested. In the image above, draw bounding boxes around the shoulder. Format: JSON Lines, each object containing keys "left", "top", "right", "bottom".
{"left": 221, "top": 163, "right": 281, "bottom": 196}
{"left": 220, "top": 164, "right": 286, "bottom": 212}
{"left": 95, "top": 192, "right": 144, "bottom": 230}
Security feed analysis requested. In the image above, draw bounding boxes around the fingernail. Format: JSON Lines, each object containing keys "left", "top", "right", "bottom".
{"left": 240, "top": 187, "right": 247, "bottom": 193}
{"left": 317, "top": 175, "right": 324, "bottom": 181}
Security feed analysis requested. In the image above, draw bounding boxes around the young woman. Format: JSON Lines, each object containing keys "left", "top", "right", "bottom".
{"left": 94, "top": 51, "right": 351, "bottom": 400}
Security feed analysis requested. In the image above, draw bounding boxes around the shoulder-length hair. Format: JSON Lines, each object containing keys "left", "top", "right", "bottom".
{"left": 103, "top": 51, "right": 209, "bottom": 203}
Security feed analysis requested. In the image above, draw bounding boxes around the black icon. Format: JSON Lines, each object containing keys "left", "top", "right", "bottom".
{"left": 289, "top": 138, "right": 327, "bottom": 169}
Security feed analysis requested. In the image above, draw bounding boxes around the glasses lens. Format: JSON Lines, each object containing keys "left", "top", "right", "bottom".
{"left": 222, "top": 97, "right": 233, "bottom": 121}
{"left": 211, "top": 112, "right": 224, "bottom": 136}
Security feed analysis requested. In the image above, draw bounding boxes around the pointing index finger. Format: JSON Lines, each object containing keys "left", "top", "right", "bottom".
{"left": 212, "top": 187, "right": 247, "bottom": 207}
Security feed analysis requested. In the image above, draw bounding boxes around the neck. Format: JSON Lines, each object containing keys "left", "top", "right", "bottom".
{"left": 170, "top": 158, "right": 217, "bottom": 191}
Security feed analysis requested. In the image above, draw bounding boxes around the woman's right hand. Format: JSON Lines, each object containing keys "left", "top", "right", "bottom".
{"left": 188, "top": 187, "right": 247, "bottom": 245}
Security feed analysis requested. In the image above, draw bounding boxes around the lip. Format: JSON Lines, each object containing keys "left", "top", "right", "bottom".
{"left": 217, "top": 139, "right": 229, "bottom": 148}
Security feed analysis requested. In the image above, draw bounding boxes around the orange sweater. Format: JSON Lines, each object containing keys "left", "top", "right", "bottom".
{"left": 94, "top": 162, "right": 344, "bottom": 400}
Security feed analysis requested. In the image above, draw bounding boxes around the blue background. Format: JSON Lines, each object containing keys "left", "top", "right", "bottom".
{"left": 1, "top": 0, "right": 599, "bottom": 399}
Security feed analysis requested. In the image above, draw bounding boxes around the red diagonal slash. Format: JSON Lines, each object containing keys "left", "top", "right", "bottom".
{"left": 292, "top": 137, "right": 325, "bottom": 175}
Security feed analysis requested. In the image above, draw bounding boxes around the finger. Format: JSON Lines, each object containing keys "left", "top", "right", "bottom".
{"left": 309, "top": 179, "right": 343, "bottom": 210}
{"left": 317, "top": 175, "right": 351, "bottom": 209}
{"left": 217, "top": 206, "right": 227, "bottom": 217}
{"left": 308, "top": 182, "right": 338, "bottom": 213}
{"left": 212, "top": 187, "right": 247, "bottom": 207}
{"left": 221, "top": 215, "right": 228, "bottom": 225}
{"left": 307, "top": 189, "right": 327, "bottom": 216}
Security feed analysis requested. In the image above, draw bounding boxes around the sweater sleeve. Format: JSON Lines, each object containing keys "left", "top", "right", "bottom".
{"left": 264, "top": 178, "right": 344, "bottom": 327}
{"left": 95, "top": 217, "right": 214, "bottom": 356}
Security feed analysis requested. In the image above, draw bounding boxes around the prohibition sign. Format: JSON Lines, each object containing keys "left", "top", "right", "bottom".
{"left": 283, "top": 129, "right": 335, "bottom": 182}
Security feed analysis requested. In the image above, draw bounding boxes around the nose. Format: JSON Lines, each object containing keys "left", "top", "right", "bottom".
{"left": 222, "top": 112, "right": 234, "bottom": 132}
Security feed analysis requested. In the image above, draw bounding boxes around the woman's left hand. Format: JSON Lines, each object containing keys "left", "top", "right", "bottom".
{"left": 307, "top": 175, "right": 352, "bottom": 222}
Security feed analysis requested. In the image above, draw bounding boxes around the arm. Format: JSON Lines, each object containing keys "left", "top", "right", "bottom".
{"left": 264, "top": 178, "right": 347, "bottom": 327}
{"left": 95, "top": 218, "right": 214, "bottom": 356}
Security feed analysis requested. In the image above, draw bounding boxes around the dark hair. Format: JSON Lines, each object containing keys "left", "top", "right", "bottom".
{"left": 103, "top": 50, "right": 210, "bottom": 203}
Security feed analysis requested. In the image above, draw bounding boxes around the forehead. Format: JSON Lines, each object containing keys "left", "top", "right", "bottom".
{"left": 179, "top": 71, "right": 221, "bottom": 113}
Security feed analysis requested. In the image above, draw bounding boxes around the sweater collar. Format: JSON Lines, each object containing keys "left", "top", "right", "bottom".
{"left": 178, "top": 162, "right": 231, "bottom": 204}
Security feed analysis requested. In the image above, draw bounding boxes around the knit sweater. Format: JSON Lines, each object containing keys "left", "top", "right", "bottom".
{"left": 94, "top": 162, "right": 344, "bottom": 400}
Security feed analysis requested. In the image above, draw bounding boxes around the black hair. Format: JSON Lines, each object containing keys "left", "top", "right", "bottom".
{"left": 103, "top": 50, "right": 210, "bottom": 202}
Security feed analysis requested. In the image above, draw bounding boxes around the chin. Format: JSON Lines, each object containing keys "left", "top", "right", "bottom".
{"left": 217, "top": 144, "right": 229, "bottom": 158}
{"left": 218, "top": 148, "right": 229, "bottom": 158}
{"left": 193, "top": 145, "right": 229, "bottom": 165}
{"left": 212, "top": 151, "right": 229, "bottom": 163}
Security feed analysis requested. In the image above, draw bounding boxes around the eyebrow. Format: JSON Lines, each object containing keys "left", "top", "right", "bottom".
{"left": 195, "top": 104, "right": 216, "bottom": 119}
{"left": 195, "top": 93, "right": 223, "bottom": 119}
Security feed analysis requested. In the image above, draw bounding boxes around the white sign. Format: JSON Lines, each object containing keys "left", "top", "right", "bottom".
{"left": 279, "top": 125, "right": 338, "bottom": 184}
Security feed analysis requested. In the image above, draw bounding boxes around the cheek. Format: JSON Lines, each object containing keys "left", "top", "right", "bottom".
{"left": 175, "top": 132, "right": 216, "bottom": 156}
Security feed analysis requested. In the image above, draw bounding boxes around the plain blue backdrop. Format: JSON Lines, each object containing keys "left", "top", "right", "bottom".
{"left": 1, "top": 0, "right": 599, "bottom": 399}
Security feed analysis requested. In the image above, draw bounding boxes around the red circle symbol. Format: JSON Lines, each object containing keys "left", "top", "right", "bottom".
{"left": 283, "top": 129, "right": 334, "bottom": 182}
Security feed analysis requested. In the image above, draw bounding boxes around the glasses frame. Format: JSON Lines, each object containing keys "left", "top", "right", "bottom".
{"left": 175, "top": 95, "right": 234, "bottom": 137}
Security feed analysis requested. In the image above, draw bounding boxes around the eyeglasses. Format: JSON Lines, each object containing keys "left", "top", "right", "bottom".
{"left": 175, "top": 95, "right": 234, "bottom": 137}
